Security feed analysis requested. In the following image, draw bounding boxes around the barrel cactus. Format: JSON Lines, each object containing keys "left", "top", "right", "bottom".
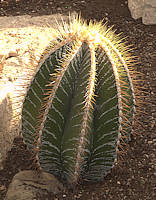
{"left": 21, "top": 15, "right": 136, "bottom": 185}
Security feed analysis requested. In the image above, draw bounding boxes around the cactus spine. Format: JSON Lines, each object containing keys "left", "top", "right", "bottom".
{"left": 21, "top": 15, "right": 136, "bottom": 185}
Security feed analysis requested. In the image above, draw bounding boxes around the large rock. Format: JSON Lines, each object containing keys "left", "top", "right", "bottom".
{"left": 128, "top": 0, "right": 156, "bottom": 24}
{"left": 5, "top": 170, "right": 65, "bottom": 200}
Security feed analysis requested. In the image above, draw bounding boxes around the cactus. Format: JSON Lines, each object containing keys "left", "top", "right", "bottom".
{"left": 21, "top": 15, "right": 136, "bottom": 185}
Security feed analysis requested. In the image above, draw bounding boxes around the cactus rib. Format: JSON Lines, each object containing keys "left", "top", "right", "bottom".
{"left": 21, "top": 14, "right": 136, "bottom": 184}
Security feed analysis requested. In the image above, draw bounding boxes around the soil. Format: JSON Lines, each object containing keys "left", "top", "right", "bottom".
{"left": 0, "top": 0, "right": 156, "bottom": 200}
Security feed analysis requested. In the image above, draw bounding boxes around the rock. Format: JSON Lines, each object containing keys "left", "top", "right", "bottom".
{"left": 142, "top": 5, "right": 156, "bottom": 25}
{"left": 146, "top": 0, "right": 156, "bottom": 7}
{"left": 0, "top": 83, "right": 15, "bottom": 169}
{"left": 128, "top": 0, "right": 144, "bottom": 19}
{"left": 128, "top": 0, "right": 156, "bottom": 24}
{"left": 5, "top": 170, "right": 65, "bottom": 200}
{"left": 7, "top": 51, "right": 19, "bottom": 59}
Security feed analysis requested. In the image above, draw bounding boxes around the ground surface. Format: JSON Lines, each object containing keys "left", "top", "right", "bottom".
{"left": 0, "top": 0, "right": 156, "bottom": 200}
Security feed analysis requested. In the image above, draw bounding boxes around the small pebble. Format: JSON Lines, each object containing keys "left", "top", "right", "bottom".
{"left": 0, "top": 185, "right": 6, "bottom": 192}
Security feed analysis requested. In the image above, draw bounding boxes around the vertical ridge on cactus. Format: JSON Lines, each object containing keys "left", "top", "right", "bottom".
{"left": 21, "top": 14, "right": 137, "bottom": 185}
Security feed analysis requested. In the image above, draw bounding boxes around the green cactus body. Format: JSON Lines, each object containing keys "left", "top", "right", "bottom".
{"left": 21, "top": 15, "right": 136, "bottom": 184}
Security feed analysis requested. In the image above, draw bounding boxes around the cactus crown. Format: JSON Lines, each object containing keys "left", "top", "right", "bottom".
{"left": 21, "top": 14, "right": 136, "bottom": 185}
